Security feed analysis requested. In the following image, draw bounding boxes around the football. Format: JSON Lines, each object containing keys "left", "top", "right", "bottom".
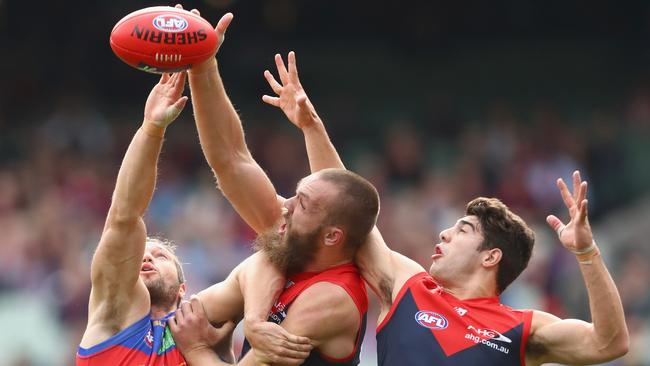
{"left": 110, "top": 6, "right": 218, "bottom": 73}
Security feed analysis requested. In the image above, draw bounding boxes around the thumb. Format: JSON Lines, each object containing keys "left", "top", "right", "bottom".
{"left": 546, "top": 215, "right": 563, "bottom": 232}
{"left": 175, "top": 96, "right": 189, "bottom": 110}
{"left": 161, "top": 96, "right": 188, "bottom": 127}
{"left": 216, "top": 13, "right": 234, "bottom": 38}
{"left": 189, "top": 294, "right": 204, "bottom": 317}
{"left": 282, "top": 327, "right": 312, "bottom": 345}
{"left": 168, "top": 315, "right": 179, "bottom": 333}
{"left": 217, "top": 321, "right": 236, "bottom": 336}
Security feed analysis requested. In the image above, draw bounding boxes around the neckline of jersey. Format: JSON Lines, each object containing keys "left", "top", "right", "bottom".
{"left": 289, "top": 261, "right": 357, "bottom": 282}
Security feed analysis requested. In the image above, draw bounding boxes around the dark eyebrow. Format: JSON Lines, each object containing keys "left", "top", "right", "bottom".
{"left": 458, "top": 219, "right": 476, "bottom": 232}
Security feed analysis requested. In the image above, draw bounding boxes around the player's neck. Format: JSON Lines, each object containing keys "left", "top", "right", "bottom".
{"left": 150, "top": 302, "right": 177, "bottom": 319}
{"left": 302, "top": 248, "right": 351, "bottom": 273}
{"left": 443, "top": 276, "right": 498, "bottom": 300}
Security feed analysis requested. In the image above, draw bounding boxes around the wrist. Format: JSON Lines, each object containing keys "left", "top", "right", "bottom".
{"left": 141, "top": 120, "right": 166, "bottom": 138}
{"left": 189, "top": 57, "right": 218, "bottom": 75}
{"left": 244, "top": 316, "right": 266, "bottom": 330}
{"left": 572, "top": 241, "right": 600, "bottom": 264}
{"left": 301, "top": 118, "right": 325, "bottom": 133}
{"left": 184, "top": 345, "right": 219, "bottom": 363}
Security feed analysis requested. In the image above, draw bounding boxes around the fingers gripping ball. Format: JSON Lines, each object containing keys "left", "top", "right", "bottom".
{"left": 110, "top": 6, "right": 218, "bottom": 73}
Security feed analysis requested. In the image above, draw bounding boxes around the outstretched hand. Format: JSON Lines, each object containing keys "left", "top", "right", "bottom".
{"left": 245, "top": 320, "right": 313, "bottom": 366}
{"left": 175, "top": 4, "right": 233, "bottom": 69}
{"left": 143, "top": 72, "right": 188, "bottom": 128}
{"left": 263, "top": 51, "right": 321, "bottom": 129}
{"left": 546, "top": 170, "right": 594, "bottom": 252}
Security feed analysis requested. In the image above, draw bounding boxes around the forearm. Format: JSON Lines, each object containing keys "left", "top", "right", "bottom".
{"left": 302, "top": 120, "right": 345, "bottom": 172}
{"left": 579, "top": 245, "right": 629, "bottom": 350}
{"left": 189, "top": 59, "right": 250, "bottom": 170}
{"left": 108, "top": 124, "right": 164, "bottom": 222}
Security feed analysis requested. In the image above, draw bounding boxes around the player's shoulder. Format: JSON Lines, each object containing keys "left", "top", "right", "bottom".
{"left": 529, "top": 309, "right": 562, "bottom": 333}
{"left": 297, "top": 281, "right": 356, "bottom": 309}
{"left": 284, "top": 281, "right": 360, "bottom": 342}
{"left": 289, "top": 281, "right": 359, "bottom": 324}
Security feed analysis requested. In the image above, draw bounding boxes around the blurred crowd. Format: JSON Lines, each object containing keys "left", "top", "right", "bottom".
{"left": 1, "top": 79, "right": 649, "bottom": 365}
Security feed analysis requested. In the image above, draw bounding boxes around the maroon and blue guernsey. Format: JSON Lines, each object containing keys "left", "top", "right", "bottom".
{"left": 377, "top": 272, "right": 532, "bottom": 366}
{"left": 241, "top": 262, "right": 368, "bottom": 366}
{"left": 76, "top": 312, "right": 186, "bottom": 366}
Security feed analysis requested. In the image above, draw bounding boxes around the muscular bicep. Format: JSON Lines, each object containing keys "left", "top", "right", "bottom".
{"left": 214, "top": 159, "right": 282, "bottom": 234}
{"left": 356, "top": 227, "right": 424, "bottom": 306}
{"left": 280, "top": 282, "right": 360, "bottom": 353}
{"left": 90, "top": 217, "right": 148, "bottom": 306}
{"left": 527, "top": 310, "right": 613, "bottom": 365}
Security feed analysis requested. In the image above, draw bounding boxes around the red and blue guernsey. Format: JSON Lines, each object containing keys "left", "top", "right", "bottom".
{"left": 241, "top": 263, "right": 368, "bottom": 366}
{"left": 76, "top": 312, "right": 186, "bottom": 366}
{"left": 377, "top": 272, "right": 532, "bottom": 366}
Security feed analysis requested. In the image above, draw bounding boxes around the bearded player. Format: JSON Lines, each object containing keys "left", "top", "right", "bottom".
{"left": 76, "top": 72, "right": 194, "bottom": 365}
{"left": 256, "top": 52, "right": 629, "bottom": 365}
{"left": 164, "top": 6, "right": 382, "bottom": 366}
{"left": 75, "top": 72, "right": 246, "bottom": 365}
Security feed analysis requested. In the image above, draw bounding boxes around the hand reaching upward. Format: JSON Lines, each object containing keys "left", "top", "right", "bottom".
{"left": 143, "top": 72, "right": 188, "bottom": 128}
{"left": 263, "top": 52, "right": 321, "bottom": 130}
{"left": 174, "top": 4, "right": 234, "bottom": 73}
{"left": 546, "top": 170, "right": 594, "bottom": 253}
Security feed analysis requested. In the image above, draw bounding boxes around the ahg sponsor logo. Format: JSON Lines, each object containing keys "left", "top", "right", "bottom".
{"left": 414, "top": 310, "right": 448, "bottom": 330}
{"left": 467, "top": 325, "right": 512, "bottom": 343}
{"left": 464, "top": 325, "right": 512, "bottom": 355}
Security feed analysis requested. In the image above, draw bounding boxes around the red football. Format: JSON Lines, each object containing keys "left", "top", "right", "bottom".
{"left": 110, "top": 6, "right": 218, "bottom": 73}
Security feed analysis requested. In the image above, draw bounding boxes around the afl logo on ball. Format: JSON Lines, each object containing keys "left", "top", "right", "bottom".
{"left": 153, "top": 15, "right": 189, "bottom": 32}
{"left": 415, "top": 310, "right": 448, "bottom": 330}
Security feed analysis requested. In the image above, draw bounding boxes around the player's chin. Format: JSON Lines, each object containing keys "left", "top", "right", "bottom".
{"left": 140, "top": 271, "right": 159, "bottom": 280}
{"left": 428, "top": 262, "right": 440, "bottom": 276}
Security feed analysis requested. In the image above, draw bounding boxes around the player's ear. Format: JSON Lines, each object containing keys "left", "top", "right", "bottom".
{"left": 482, "top": 248, "right": 502, "bottom": 268}
{"left": 178, "top": 282, "right": 187, "bottom": 299}
{"left": 323, "top": 226, "right": 344, "bottom": 247}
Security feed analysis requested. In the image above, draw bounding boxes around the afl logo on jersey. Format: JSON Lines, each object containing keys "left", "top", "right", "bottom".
{"left": 415, "top": 310, "right": 448, "bottom": 330}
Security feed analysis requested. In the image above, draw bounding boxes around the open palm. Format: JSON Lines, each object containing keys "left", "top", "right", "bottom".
{"left": 143, "top": 72, "right": 188, "bottom": 128}
{"left": 546, "top": 170, "right": 594, "bottom": 252}
{"left": 263, "top": 52, "right": 319, "bottom": 129}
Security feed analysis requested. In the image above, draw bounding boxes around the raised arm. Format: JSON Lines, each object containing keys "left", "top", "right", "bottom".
{"left": 187, "top": 12, "right": 281, "bottom": 234}
{"left": 262, "top": 51, "right": 344, "bottom": 172}
{"left": 263, "top": 53, "right": 424, "bottom": 311}
{"left": 82, "top": 72, "right": 188, "bottom": 346}
{"left": 179, "top": 7, "right": 310, "bottom": 362}
{"left": 526, "top": 171, "right": 629, "bottom": 365}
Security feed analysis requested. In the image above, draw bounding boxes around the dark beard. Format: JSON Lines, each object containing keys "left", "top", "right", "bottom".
{"left": 254, "top": 225, "right": 321, "bottom": 274}
{"left": 145, "top": 276, "right": 180, "bottom": 308}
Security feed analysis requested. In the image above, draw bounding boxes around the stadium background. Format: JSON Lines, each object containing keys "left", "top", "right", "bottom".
{"left": 1, "top": 0, "right": 650, "bottom": 365}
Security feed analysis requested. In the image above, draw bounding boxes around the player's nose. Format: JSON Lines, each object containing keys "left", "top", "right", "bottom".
{"left": 439, "top": 228, "right": 451, "bottom": 243}
{"left": 284, "top": 196, "right": 296, "bottom": 214}
{"left": 142, "top": 252, "right": 154, "bottom": 262}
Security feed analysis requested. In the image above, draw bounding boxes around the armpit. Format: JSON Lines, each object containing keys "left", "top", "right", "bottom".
{"left": 526, "top": 336, "right": 548, "bottom": 359}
